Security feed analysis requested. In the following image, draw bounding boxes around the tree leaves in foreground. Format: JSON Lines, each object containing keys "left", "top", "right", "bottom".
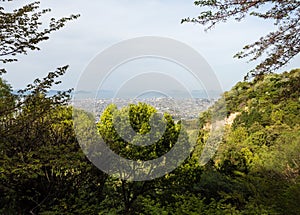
{"left": 182, "top": 0, "right": 300, "bottom": 78}
{"left": 0, "top": 1, "right": 79, "bottom": 64}
{"left": 0, "top": 70, "right": 108, "bottom": 214}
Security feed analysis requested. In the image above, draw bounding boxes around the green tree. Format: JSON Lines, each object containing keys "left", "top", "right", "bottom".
{"left": 96, "top": 103, "right": 199, "bottom": 214}
{"left": 183, "top": 0, "right": 300, "bottom": 78}
{"left": 0, "top": 1, "right": 110, "bottom": 214}
{"left": 0, "top": 89, "right": 108, "bottom": 213}
{"left": 0, "top": 0, "right": 79, "bottom": 124}
{"left": 98, "top": 103, "right": 183, "bottom": 161}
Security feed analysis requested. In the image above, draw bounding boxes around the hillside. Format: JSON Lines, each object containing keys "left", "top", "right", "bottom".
{"left": 196, "top": 68, "right": 300, "bottom": 214}
{"left": 1, "top": 69, "right": 299, "bottom": 214}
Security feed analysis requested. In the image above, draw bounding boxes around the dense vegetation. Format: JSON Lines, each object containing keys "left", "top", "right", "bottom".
{"left": 1, "top": 1, "right": 299, "bottom": 214}
{"left": 196, "top": 68, "right": 300, "bottom": 214}
{"left": 1, "top": 68, "right": 299, "bottom": 214}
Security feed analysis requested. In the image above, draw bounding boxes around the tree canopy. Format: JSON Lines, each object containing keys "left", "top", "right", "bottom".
{"left": 1, "top": 1, "right": 300, "bottom": 214}
{"left": 182, "top": 0, "right": 300, "bottom": 78}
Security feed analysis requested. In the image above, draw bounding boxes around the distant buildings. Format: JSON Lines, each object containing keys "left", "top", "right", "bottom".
{"left": 73, "top": 97, "right": 215, "bottom": 122}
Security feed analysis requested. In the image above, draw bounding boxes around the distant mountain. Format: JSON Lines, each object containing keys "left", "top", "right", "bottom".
{"left": 12, "top": 89, "right": 222, "bottom": 99}
{"left": 12, "top": 89, "right": 68, "bottom": 97}
{"left": 73, "top": 89, "right": 221, "bottom": 99}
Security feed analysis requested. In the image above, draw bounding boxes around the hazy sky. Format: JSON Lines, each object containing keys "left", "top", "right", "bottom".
{"left": 2, "top": 0, "right": 300, "bottom": 92}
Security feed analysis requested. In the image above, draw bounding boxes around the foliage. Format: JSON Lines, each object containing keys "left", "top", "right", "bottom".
{"left": 90, "top": 68, "right": 300, "bottom": 214}
{"left": 97, "top": 103, "right": 184, "bottom": 161}
{"left": 183, "top": 0, "right": 300, "bottom": 78}
{"left": 0, "top": 1, "right": 79, "bottom": 64}
{"left": 2, "top": 66, "right": 300, "bottom": 214}
{"left": 0, "top": 71, "right": 108, "bottom": 214}
{"left": 213, "top": 69, "right": 300, "bottom": 214}
{"left": 1, "top": 0, "right": 300, "bottom": 213}
{"left": 0, "top": 1, "right": 105, "bottom": 214}
{"left": 96, "top": 102, "right": 200, "bottom": 214}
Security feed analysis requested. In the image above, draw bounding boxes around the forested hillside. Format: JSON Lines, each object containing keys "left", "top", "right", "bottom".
{"left": 1, "top": 68, "right": 299, "bottom": 214}
{"left": 196, "top": 68, "right": 300, "bottom": 214}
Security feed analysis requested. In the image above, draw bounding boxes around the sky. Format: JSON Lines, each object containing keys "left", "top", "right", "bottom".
{"left": 2, "top": 0, "right": 300, "bottom": 93}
